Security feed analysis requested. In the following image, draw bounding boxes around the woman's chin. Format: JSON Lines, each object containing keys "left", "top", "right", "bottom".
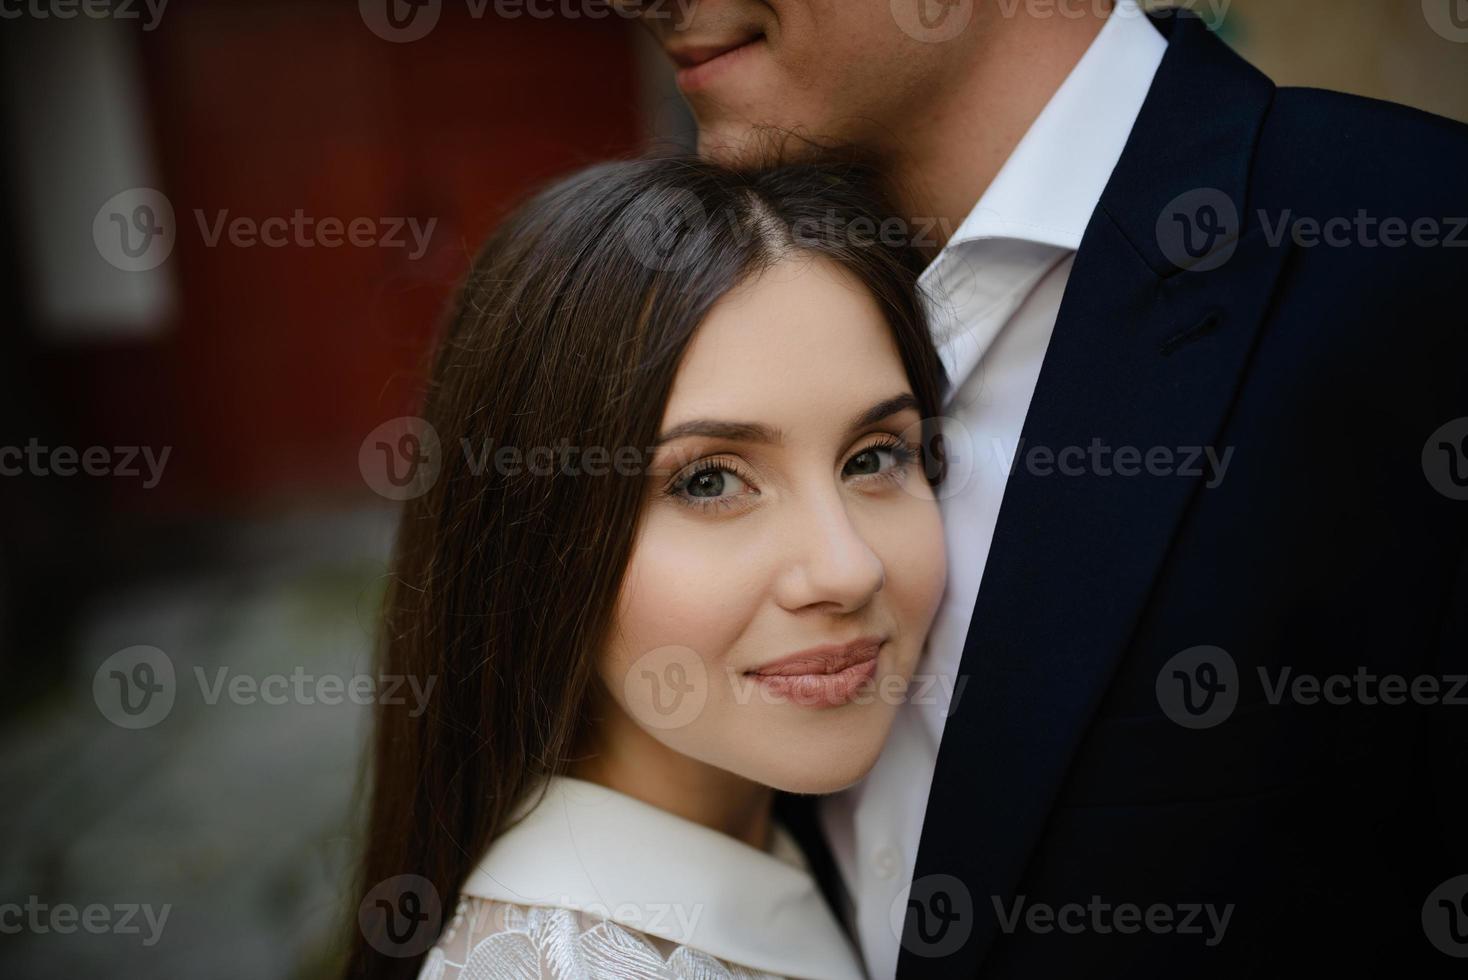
{"left": 771, "top": 768, "right": 873, "bottom": 796}
{"left": 743, "top": 733, "right": 891, "bottom": 796}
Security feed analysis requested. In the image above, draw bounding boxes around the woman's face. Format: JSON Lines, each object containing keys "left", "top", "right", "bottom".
{"left": 598, "top": 255, "right": 947, "bottom": 795}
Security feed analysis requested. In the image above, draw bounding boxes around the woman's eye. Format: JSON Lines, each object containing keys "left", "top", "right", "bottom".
{"left": 844, "top": 440, "right": 915, "bottom": 479}
{"left": 684, "top": 467, "right": 742, "bottom": 498}
{"left": 845, "top": 448, "right": 886, "bottom": 476}
{"left": 669, "top": 461, "right": 755, "bottom": 510}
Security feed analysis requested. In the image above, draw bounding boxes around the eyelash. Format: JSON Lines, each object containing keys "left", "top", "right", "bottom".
{"left": 662, "top": 435, "right": 920, "bottom": 514}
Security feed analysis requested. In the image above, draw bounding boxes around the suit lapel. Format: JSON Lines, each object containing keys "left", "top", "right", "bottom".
{"left": 897, "top": 14, "right": 1293, "bottom": 977}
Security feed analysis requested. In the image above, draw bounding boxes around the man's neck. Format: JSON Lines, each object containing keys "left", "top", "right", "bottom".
{"left": 884, "top": 5, "right": 1112, "bottom": 253}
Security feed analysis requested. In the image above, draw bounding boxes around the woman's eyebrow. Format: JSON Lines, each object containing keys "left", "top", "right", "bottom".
{"left": 850, "top": 392, "right": 920, "bottom": 432}
{"left": 655, "top": 392, "right": 918, "bottom": 446}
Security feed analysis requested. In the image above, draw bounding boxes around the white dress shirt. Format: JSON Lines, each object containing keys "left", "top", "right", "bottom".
{"left": 436, "top": 776, "right": 865, "bottom": 980}
{"left": 817, "top": 5, "right": 1168, "bottom": 977}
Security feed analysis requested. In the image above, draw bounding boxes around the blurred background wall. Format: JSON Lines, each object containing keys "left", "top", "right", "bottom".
{"left": 1213, "top": 0, "right": 1468, "bottom": 124}
{"left": 0, "top": 2, "right": 1463, "bottom": 978}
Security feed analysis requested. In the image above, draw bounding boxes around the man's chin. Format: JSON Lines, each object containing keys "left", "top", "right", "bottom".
{"left": 694, "top": 120, "right": 835, "bottom": 168}
{"left": 694, "top": 123, "right": 770, "bottom": 167}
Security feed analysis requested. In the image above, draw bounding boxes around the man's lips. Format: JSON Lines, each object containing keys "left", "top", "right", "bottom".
{"left": 666, "top": 34, "right": 759, "bottom": 69}
{"left": 666, "top": 33, "right": 765, "bottom": 92}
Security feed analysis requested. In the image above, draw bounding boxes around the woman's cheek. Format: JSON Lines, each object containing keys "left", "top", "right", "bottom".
{"left": 607, "top": 516, "right": 766, "bottom": 727}
{"left": 914, "top": 500, "right": 948, "bottom": 618}
{"left": 869, "top": 499, "right": 947, "bottom": 649}
{"left": 619, "top": 517, "right": 758, "bottom": 650}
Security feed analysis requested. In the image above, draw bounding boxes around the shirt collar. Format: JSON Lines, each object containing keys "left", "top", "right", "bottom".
{"left": 460, "top": 776, "right": 866, "bottom": 980}
{"left": 945, "top": 0, "right": 1168, "bottom": 252}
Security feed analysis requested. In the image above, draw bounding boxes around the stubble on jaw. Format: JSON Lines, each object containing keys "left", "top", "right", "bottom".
{"left": 692, "top": 121, "right": 840, "bottom": 168}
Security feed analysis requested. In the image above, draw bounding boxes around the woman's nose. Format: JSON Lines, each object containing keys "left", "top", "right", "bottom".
{"left": 772, "top": 488, "right": 886, "bottom": 614}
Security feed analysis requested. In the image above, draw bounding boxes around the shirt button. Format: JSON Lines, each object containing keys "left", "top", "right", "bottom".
{"left": 873, "top": 845, "right": 901, "bottom": 880}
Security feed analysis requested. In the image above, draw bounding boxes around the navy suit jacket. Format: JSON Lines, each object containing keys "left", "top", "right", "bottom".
{"left": 783, "top": 11, "right": 1468, "bottom": 979}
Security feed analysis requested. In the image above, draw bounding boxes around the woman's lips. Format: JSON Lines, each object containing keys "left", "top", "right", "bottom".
{"left": 746, "top": 638, "right": 883, "bottom": 708}
{"left": 670, "top": 34, "right": 765, "bottom": 94}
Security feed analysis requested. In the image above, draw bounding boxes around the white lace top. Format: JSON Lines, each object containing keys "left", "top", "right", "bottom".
{"left": 414, "top": 777, "right": 866, "bottom": 980}
{"left": 419, "top": 897, "right": 785, "bottom": 979}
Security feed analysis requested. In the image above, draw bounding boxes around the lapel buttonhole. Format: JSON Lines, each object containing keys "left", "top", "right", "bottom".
{"left": 1159, "top": 310, "right": 1224, "bottom": 356}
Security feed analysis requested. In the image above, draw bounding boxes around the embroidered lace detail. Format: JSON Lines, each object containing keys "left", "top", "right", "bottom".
{"left": 417, "top": 897, "right": 787, "bottom": 980}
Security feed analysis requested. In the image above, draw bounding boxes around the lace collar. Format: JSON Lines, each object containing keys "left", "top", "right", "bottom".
{"left": 459, "top": 776, "right": 867, "bottom": 980}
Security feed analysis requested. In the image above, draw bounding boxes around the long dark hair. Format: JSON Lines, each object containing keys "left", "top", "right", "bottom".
{"left": 343, "top": 155, "right": 948, "bottom": 979}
